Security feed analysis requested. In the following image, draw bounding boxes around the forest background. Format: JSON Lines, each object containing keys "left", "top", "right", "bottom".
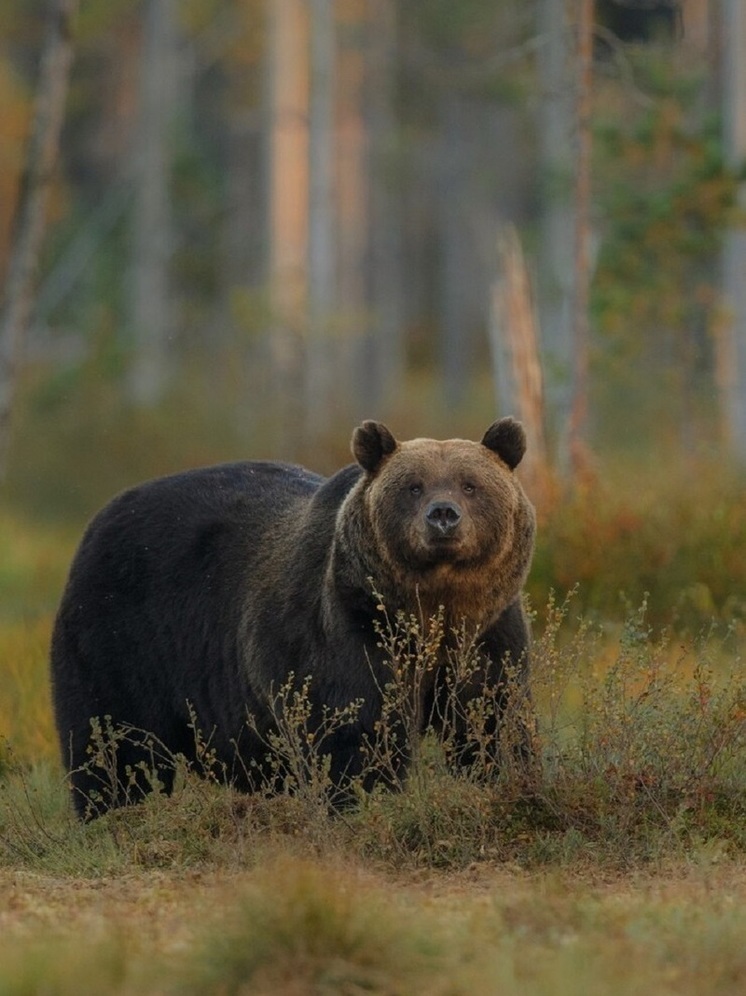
{"left": 1, "top": 0, "right": 746, "bottom": 623}
{"left": 2, "top": 4, "right": 746, "bottom": 992}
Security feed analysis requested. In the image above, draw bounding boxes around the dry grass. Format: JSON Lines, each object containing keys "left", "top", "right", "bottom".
{"left": 2, "top": 856, "right": 746, "bottom": 994}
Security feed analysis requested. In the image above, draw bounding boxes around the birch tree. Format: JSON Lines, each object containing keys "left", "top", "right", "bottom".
{"left": 536, "top": 0, "right": 574, "bottom": 457}
{"left": 129, "top": 0, "right": 179, "bottom": 408}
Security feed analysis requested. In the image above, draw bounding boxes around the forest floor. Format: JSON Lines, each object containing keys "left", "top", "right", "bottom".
{"left": 2, "top": 839, "right": 746, "bottom": 994}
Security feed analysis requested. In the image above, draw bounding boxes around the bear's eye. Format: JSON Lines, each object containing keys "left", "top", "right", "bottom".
{"left": 462, "top": 482, "right": 477, "bottom": 496}
{"left": 409, "top": 483, "right": 423, "bottom": 497}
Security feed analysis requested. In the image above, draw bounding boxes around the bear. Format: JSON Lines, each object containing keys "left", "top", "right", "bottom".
{"left": 50, "top": 417, "right": 535, "bottom": 818}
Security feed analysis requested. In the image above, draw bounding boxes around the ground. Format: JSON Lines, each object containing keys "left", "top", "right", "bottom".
{"left": 2, "top": 855, "right": 746, "bottom": 994}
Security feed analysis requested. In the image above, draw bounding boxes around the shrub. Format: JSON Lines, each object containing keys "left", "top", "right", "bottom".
{"left": 529, "top": 460, "right": 746, "bottom": 630}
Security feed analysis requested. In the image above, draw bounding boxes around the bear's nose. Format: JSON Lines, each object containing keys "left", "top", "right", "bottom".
{"left": 425, "top": 500, "right": 462, "bottom": 536}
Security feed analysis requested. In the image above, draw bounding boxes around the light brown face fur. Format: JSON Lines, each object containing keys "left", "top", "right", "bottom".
{"left": 348, "top": 424, "right": 536, "bottom": 631}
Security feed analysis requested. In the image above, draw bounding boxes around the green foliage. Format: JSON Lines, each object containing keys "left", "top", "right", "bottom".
{"left": 591, "top": 51, "right": 740, "bottom": 436}
{"left": 594, "top": 101, "right": 734, "bottom": 340}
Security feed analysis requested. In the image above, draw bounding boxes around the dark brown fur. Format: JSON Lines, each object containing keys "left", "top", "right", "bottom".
{"left": 51, "top": 418, "right": 535, "bottom": 817}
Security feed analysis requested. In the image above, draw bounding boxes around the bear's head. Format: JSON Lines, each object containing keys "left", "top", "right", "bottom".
{"left": 344, "top": 418, "right": 536, "bottom": 628}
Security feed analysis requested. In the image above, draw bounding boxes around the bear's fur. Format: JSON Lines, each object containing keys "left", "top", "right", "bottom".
{"left": 51, "top": 418, "right": 535, "bottom": 817}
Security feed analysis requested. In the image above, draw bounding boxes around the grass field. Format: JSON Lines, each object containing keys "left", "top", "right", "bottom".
{"left": 1, "top": 510, "right": 746, "bottom": 994}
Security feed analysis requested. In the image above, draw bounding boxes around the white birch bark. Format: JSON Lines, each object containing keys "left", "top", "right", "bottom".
{"left": 536, "top": 0, "right": 574, "bottom": 451}
{"left": 129, "top": 0, "right": 179, "bottom": 408}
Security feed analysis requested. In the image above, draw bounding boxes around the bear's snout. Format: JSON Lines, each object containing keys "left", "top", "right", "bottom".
{"left": 425, "top": 500, "right": 462, "bottom": 537}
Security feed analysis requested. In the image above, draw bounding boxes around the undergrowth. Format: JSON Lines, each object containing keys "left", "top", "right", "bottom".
{"left": 530, "top": 459, "right": 746, "bottom": 629}
{"left": 1, "top": 592, "right": 744, "bottom": 876}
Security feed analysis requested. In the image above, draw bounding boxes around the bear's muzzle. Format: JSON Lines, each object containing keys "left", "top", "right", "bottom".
{"left": 424, "top": 500, "right": 462, "bottom": 537}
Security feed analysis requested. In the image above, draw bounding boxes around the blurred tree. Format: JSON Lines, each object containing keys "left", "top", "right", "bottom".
{"left": 335, "top": 1, "right": 369, "bottom": 418}
{"left": 721, "top": 0, "right": 746, "bottom": 459}
{"left": 0, "top": 0, "right": 78, "bottom": 477}
{"left": 438, "top": 93, "right": 476, "bottom": 409}
{"left": 490, "top": 224, "right": 549, "bottom": 498}
{"left": 592, "top": 44, "right": 736, "bottom": 447}
{"left": 218, "top": 0, "right": 266, "bottom": 338}
{"left": 536, "top": 0, "right": 574, "bottom": 459}
{"left": 399, "top": 0, "right": 538, "bottom": 412}
{"left": 363, "top": 0, "right": 404, "bottom": 413}
{"left": 0, "top": 61, "right": 31, "bottom": 278}
{"left": 569, "top": 0, "right": 594, "bottom": 475}
{"left": 306, "top": 0, "right": 336, "bottom": 438}
{"left": 128, "top": 0, "right": 180, "bottom": 408}
{"left": 2, "top": 0, "right": 741, "bottom": 499}
{"left": 265, "top": 0, "right": 308, "bottom": 450}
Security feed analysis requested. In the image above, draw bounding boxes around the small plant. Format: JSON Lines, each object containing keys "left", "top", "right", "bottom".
{"left": 365, "top": 590, "right": 537, "bottom": 791}
{"left": 73, "top": 717, "right": 176, "bottom": 819}
{"left": 243, "top": 672, "right": 365, "bottom": 812}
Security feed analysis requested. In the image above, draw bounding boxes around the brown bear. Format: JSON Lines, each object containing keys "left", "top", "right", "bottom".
{"left": 51, "top": 417, "right": 535, "bottom": 817}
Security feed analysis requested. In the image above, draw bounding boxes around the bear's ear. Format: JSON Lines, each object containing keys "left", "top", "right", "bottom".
{"left": 352, "top": 421, "right": 398, "bottom": 473}
{"left": 481, "top": 417, "right": 526, "bottom": 470}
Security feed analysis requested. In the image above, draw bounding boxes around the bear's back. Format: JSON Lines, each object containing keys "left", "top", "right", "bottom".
{"left": 80, "top": 460, "right": 323, "bottom": 548}
{"left": 60, "top": 460, "right": 362, "bottom": 614}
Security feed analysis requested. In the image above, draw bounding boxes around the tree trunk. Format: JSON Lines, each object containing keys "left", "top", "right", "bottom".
{"left": 265, "top": 0, "right": 309, "bottom": 452}
{"left": 720, "top": 0, "right": 746, "bottom": 458}
{"left": 438, "top": 95, "right": 474, "bottom": 410}
{"left": 536, "top": 0, "right": 574, "bottom": 462}
{"left": 129, "top": 0, "right": 179, "bottom": 408}
{"left": 568, "top": 0, "right": 594, "bottom": 477}
{"left": 364, "top": 0, "right": 404, "bottom": 413}
{"left": 306, "top": 0, "right": 336, "bottom": 439}
{"left": 336, "top": 1, "right": 369, "bottom": 420}
{"left": 0, "top": 0, "right": 79, "bottom": 478}
{"left": 490, "top": 225, "right": 549, "bottom": 502}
